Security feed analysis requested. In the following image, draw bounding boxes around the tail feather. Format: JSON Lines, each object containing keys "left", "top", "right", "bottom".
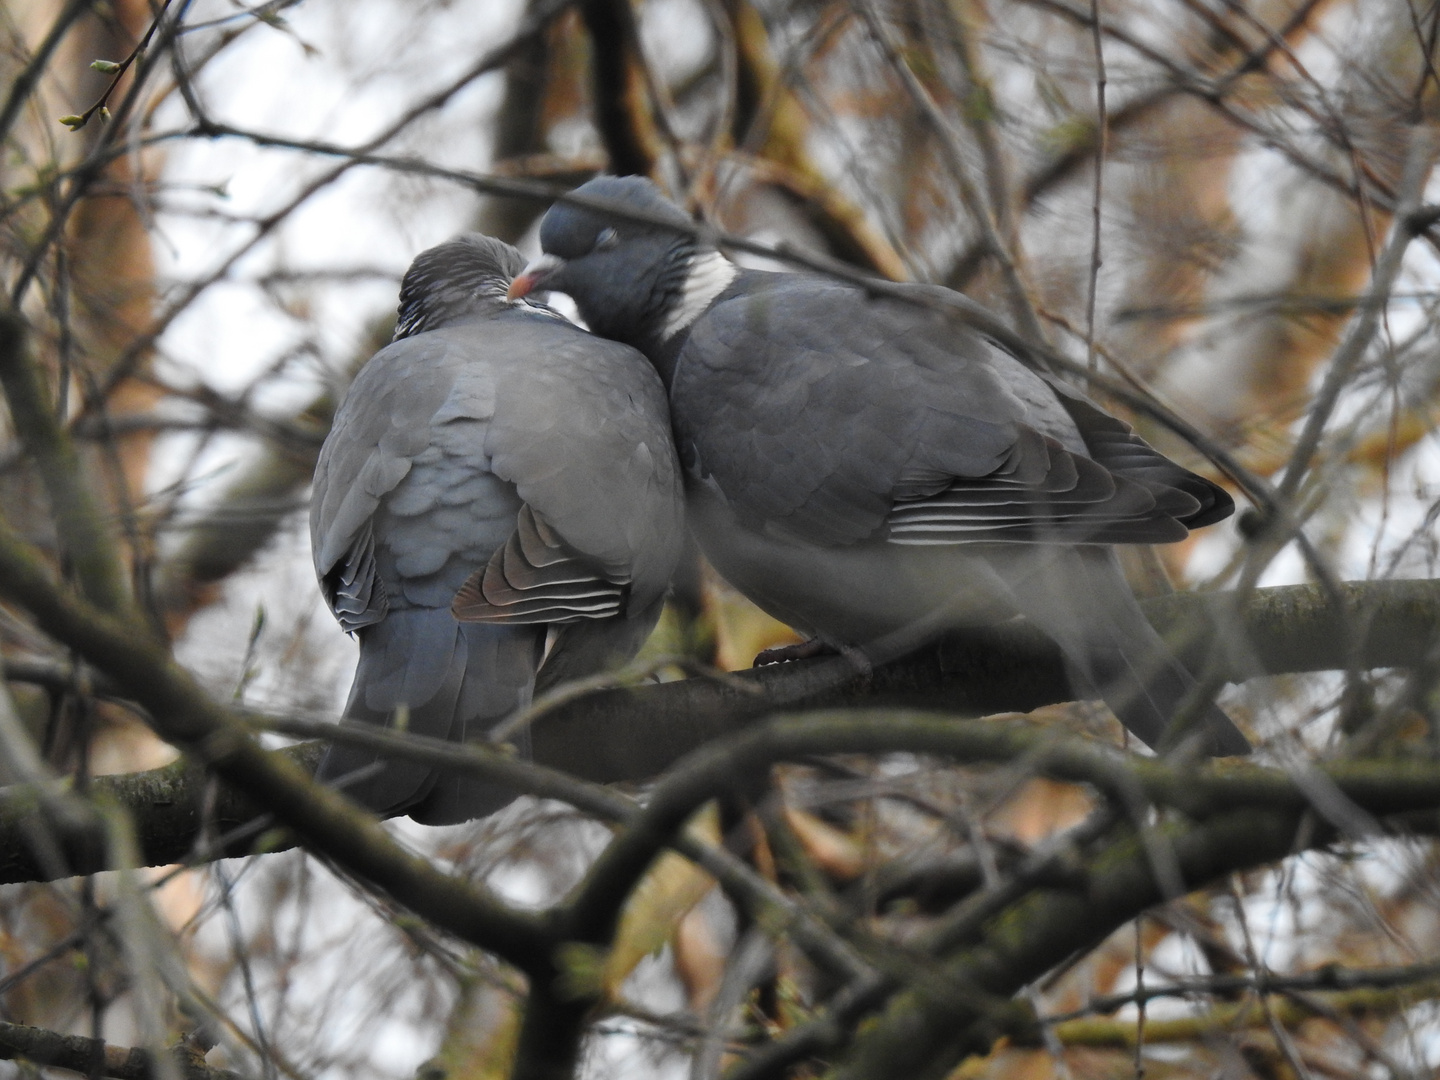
{"left": 534, "top": 600, "right": 666, "bottom": 697}
{"left": 316, "top": 610, "right": 543, "bottom": 824}
{"left": 998, "top": 547, "right": 1250, "bottom": 757}
{"left": 409, "top": 621, "right": 543, "bottom": 825}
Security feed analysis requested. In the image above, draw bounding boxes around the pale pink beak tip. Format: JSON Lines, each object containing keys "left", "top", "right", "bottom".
{"left": 505, "top": 272, "right": 538, "bottom": 302}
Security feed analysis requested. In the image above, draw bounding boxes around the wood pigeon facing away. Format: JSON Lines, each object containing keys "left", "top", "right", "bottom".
{"left": 509, "top": 177, "right": 1250, "bottom": 757}
{"left": 311, "top": 233, "right": 684, "bottom": 824}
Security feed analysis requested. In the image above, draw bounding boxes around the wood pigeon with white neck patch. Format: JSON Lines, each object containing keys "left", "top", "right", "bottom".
{"left": 311, "top": 232, "right": 684, "bottom": 824}
{"left": 510, "top": 176, "right": 1249, "bottom": 756}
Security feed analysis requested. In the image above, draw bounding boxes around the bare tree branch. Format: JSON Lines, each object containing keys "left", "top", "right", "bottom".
{"left": 0, "top": 509, "right": 557, "bottom": 972}
{"left": 1045, "top": 974, "right": 1440, "bottom": 1048}
{"left": 743, "top": 806, "right": 1438, "bottom": 1080}
{"left": 0, "top": 307, "right": 130, "bottom": 613}
{"left": 0, "top": 1020, "right": 241, "bottom": 1080}
{"left": 1043, "top": 959, "right": 1440, "bottom": 1023}
{"left": 0, "top": 576, "right": 1435, "bottom": 885}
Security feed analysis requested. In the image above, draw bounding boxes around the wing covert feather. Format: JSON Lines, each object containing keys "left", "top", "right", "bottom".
{"left": 478, "top": 316, "right": 684, "bottom": 611}
{"left": 672, "top": 271, "right": 1229, "bottom": 549}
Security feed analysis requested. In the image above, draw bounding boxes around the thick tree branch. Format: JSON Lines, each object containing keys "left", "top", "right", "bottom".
{"left": 0, "top": 743, "right": 323, "bottom": 885}
{"left": 526, "top": 710, "right": 1440, "bottom": 1079}
{"left": 528, "top": 577, "right": 1440, "bottom": 785}
{"left": 0, "top": 1021, "right": 239, "bottom": 1080}
{"left": 725, "top": 809, "right": 1302, "bottom": 1080}
{"left": 565, "top": 712, "right": 1440, "bottom": 946}
{"left": 579, "top": 0, "right": 662, "bottom": 176}
{"left": 820, "top": 802, "right": 1432, "bottom": 1080}
{"left": 0, "top": 577, "right": 1436, "bottom": 885}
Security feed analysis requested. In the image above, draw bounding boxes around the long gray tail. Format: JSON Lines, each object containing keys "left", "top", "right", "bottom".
{"left": 998, "top": 546, "right": 1250, "bottom": 757}
{"left": 316, "top": 609, "right": 543, "bottom": 825}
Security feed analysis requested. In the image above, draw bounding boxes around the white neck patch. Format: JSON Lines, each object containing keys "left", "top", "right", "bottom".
{"left": 661, "top": 250, "right": 738, "bottom": 341}
{"left": 511, "top": 294, "right": 568, "bottom": 321}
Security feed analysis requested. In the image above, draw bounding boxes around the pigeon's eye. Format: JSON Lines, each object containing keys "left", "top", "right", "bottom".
{"left": 594, "top": 227, "right": 619, "bottom": 251}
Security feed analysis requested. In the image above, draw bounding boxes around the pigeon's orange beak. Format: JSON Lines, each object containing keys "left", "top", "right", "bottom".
{"left": 507, "top": 254, "right": 564, "bottom": 301}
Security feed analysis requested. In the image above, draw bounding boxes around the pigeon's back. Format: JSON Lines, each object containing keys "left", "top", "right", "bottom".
{"left": 311, "top": 235, "right": 682, "bottom": 823}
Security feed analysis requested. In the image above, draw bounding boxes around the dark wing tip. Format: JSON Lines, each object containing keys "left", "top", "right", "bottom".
{"left": 886, "top": 426, "right": 1205, "bottom": 546}
{"left": 1179, "top": 477, "right": 1236, "bottom": 529}
{"left": 1042, "top": 378, "right": 1237, "bottom": 534}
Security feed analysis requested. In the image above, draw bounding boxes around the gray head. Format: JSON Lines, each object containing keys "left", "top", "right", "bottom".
{"left": 394, "top": 233, "right": 528, "bottom": 340}
{"left": 509, "top": 176, "right": 712, "bottom": 347}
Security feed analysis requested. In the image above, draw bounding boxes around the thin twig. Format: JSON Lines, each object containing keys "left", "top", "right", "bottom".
{"left": 1043, "top": 959, "right": 1440, "bottom": 1023}
{"left": 57, "top": 0, "right": 177, "bottom": 132}
{"left": 849, "top": 0, "right": 1048, "bottom": 344}
{"left": 1084, "top": 0, "right": 1106, "bottom": 373}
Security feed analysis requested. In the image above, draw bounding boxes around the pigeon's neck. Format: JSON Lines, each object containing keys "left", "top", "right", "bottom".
{"left": 660, "top": 249, "right": 737, "bottom": 342}
{"left": 639, "top": 256, "right": 754, "bottom": 388}
{"left": 635, "top": 249, "right": 738, "bottom": 386}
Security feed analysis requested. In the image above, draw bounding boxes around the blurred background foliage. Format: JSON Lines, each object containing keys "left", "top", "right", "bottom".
{"left": 0, "top": 0, "right": 1438, "bottom": 1078}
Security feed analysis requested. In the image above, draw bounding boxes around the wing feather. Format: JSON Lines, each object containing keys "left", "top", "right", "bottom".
{"left": 670, "top": 272, "right": 1233, "bottom": 550}
{"left": 453, "top": 506, "right": 628, "bottom": 624}
{"left": 886, "top": 427, "right": 1189, "bottom": 545}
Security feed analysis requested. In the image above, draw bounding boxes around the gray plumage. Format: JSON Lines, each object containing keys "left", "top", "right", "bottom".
{"left": 512, "top": 176, "right": 1249, "bottom": 757}
{"left": 312, "top": 233, "right": 683, "bottom": 824}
